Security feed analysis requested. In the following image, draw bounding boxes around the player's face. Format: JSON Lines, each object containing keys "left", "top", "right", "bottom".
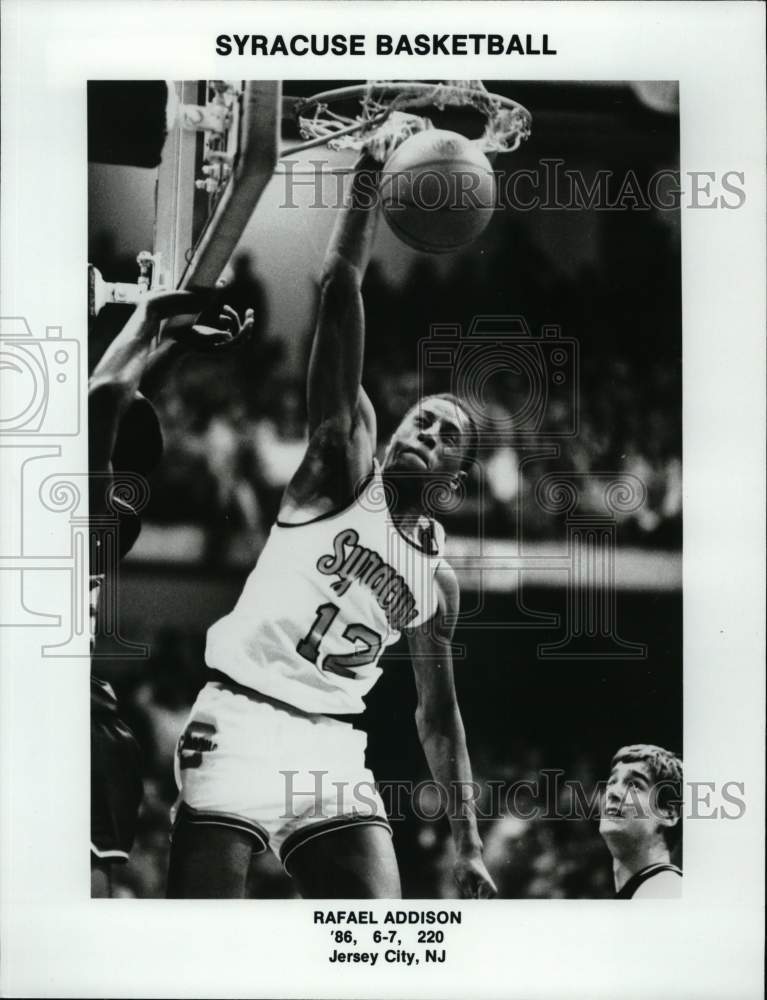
{"left": 599, "top": 760, "right": 666, "bottom": 846}
{"left": 384, "top": 397, "right": 471, "bottom": 480}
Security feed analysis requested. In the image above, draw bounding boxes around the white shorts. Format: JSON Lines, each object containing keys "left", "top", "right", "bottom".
{"left": 172, "top": 676, "right": 390, "bottom": 872}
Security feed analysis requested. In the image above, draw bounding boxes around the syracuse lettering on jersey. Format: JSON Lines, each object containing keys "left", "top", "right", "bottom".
{"left": 316, "top": 528, "right": 418, "bottom": 630}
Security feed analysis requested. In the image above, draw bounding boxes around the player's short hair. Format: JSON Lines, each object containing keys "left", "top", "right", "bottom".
{"left": 419, "top": 392, "right": 479, "bottom": 473}
{"left": 611, "top": 744, "right": 683, "bottom": 849}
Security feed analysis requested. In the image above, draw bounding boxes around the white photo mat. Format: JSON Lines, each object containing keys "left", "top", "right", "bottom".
{"left": 1, "top": 1, "right": 764, "bottom": 997}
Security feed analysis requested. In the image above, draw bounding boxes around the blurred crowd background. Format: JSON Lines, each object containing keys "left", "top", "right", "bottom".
{"left": 89, "top": 80, "right": 682, "bottom": 898}
{"left": 90, "top": 230, "right": 682, "bottom": 562}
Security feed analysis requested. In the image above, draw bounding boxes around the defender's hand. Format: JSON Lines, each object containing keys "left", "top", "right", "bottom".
{"left": 184, "top": 304, "right": 256, "bottom": 352}
{"left": 453, "top": 853, "right": 497, "bottom": 899}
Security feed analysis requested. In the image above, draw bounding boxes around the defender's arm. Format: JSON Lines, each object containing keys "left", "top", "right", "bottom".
{"left": 407, "top": 563, "right": 497, "bottom": 899}
{"left": 88, "top": 290, "right": 203, "bottom": 475}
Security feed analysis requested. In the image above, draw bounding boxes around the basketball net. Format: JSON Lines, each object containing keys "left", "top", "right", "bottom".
{"left": 294, "top": 80, "right": 532, "bottom": 162}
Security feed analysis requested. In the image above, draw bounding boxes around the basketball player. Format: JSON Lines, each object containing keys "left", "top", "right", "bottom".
{"left": 599, "top": 744, "right": 683, "bottom": 899}
{"left": 168, "top": 154, "right": 497, "bottom": 899}
{"left": 89, "top": 290, "right": 253, "bottom": 896}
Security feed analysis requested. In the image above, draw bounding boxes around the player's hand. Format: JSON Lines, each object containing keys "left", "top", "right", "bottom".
{"left": 157, "top": 300, "right": 255, "bottom": 354}
{"left": 363, "top": 112, "right": 430, "bottom": 164}
{"left": 453, "top": 852, "right": 497, "bottom": 899}
{"left": 118, "top": 290, "right": 209, "bottom": 348}
{"left": 185, "top": 305, "right": 256, "bottom": 352}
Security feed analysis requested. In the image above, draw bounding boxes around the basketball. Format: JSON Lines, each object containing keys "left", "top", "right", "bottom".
{"left": 379, "top": 129, "right": 496, "bottom": 254}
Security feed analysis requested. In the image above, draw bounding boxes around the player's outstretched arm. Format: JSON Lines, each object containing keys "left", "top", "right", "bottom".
{"left": 407, "top": 564, "right": 497, "bottom": 900}
{"left": 306, "top": 153, "right": 380, "bottom": 444}
{"left": 89, "top": 290, "right": 253, "bottom": 469}
{"left": 88, "top": 290, "right": 205, "bottom": 475}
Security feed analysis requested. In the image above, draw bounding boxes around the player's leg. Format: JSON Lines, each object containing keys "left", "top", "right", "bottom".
{"left": 166, "top": 814, "right": 257, "bottom": 898}
{"left": 285, "top": 822, "right": 402, "bottom": 899}
{"left": 167, "top": 682, "right": 274, "bottom": 897}
{"left": 273, "top": 712, "right": 399, "bottom": 898}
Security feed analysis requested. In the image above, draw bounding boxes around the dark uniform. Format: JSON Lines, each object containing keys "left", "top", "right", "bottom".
{"left": 89, "top": 470, "right": 147, "bottom": 865}
{"left": 91, "top": 671, "right": 143, "bottom": 861}
{"left": 616, "top": 862, "right": 682, "bottom": 899}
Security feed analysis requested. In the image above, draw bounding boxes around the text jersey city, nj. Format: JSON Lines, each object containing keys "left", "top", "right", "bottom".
{"left": 205, "top": 464, "right": 445, "bottom": 714}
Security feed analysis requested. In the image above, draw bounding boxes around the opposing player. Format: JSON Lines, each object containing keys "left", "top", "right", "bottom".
{"left": 88, "top": 290, "right": 253, "bottom": 896}
{"left": 599, "top": 744, "right": 683, "bottom": 899}
{"left": 167, "top": 154, "right": 496, "bottom": 899}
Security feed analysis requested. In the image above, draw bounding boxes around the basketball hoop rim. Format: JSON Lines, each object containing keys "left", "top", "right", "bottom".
{"left": 285, "top": 80, "right": 533, "bottom": 159}
{"left": 296, "top": 81, "right": 531, "bottom": 121}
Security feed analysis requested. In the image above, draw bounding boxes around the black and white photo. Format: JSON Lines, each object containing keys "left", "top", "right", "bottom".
{"left": 1, "top": 3, "right": 764, "bottom": 997}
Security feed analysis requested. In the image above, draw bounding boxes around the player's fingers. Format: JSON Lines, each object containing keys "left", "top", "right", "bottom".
{"left": 220, "top": 304, "right": 239, "bottom": 321}
{"left": 192, "top": 324, "right": 228, "bottom": 341}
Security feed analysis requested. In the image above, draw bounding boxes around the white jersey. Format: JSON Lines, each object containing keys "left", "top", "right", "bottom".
{"left": 205, "top": 463, "right": 445, "bottom": 714}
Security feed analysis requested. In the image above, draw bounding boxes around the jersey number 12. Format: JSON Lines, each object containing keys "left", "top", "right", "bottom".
{"left": 297, "top": 602, "right": 381, "bottom": 679}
